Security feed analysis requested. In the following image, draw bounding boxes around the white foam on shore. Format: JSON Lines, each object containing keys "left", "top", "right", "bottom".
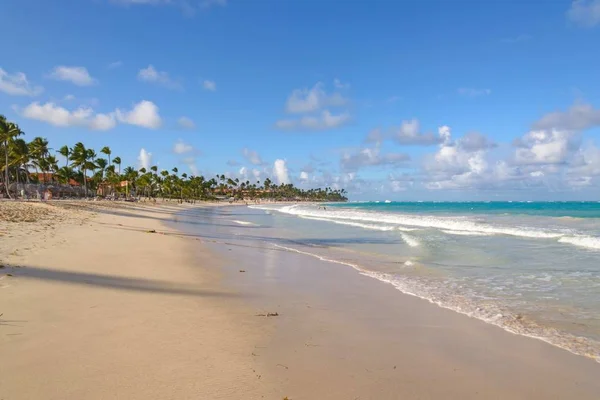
{"left": 558, "top": 235, "right": 600, "bottom": 250}
{"left": 400, "top": 233, "right": 420, "bottom": 247}
{"left": 442, "top": 230, "right": 493, "bottom": 236}
{"left": 231, "top": 220, "right": 257, "bottom": 226}
{"left": 298, "top": 216, "right": 396, "bottom": 232}
{"left": 251, "top": 204, "right": 600, "bottom": 251}
{"left": 272, "top": 243, "right": 600, "bottom": 363}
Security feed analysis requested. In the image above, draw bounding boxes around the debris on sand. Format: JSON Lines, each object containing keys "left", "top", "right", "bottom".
{"left": 239, "top": 270, "right": 246, "bottom": 273}
{"left": 255, "top": 312, "right": 279, "bottom": 317}
{"left": 146, "top": 229, "right": 156, "bottom": 233}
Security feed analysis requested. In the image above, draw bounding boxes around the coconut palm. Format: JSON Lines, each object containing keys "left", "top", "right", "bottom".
{"left": 58, "top": 145, "right": 71, "bottom": 167}
{"left": 100, "top": 146, "right": 112, "bottom": 165}
{"left": 71, "top": 142, "right": 89, "bottom": 195}
{"left": 96, "top": 158, "right": 108, "bottom": 179}
{"left": 9, "top": 138, "right": 30, "bottom": 188}
{"left": 112, "top": 156, "right": 122, "bottom": 175}
{"left": 1, "top": 116, "right": 23, "bottom": 197}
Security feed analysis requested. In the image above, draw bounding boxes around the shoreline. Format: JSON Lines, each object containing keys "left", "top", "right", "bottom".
{"left": 2, "top": 201, "right": 600, "bottom": 399}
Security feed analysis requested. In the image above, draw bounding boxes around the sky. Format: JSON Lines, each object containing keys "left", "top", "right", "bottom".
{"left": 1, "top": 0, "right": 600, "bottom": 201}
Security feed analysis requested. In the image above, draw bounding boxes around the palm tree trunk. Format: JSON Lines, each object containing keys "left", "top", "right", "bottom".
{"left": 4, "top": 140, "right": 12, "bottom": 199}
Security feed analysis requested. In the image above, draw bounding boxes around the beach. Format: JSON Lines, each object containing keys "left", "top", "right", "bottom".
{"left": 1, "top": 201, "right": 600, "bottom": 399}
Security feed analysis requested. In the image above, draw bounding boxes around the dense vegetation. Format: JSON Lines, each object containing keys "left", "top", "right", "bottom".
{"left": 0, "top": 115, "right": 347, "bottom": 202}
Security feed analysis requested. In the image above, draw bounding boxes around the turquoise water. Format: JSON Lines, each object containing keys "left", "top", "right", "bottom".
{"left": 245, "top": 202, "right": 600, "bottom": 362}
{"left": 328, "top": 201, "right": 600, "bottom": 218}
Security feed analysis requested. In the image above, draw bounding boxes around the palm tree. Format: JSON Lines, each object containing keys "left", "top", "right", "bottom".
{"left": 58, "top": 145, "right": 71, "bottom": 167}
{"left": 29, "top": 137, "right": 50, "bottom": 182}
{"left": 1, "top": 116, "right": 23, "bottom": 198}
{"left": 56, "top": 166, "right": 74, "bottom": 184}
{"left": 71, "top": 142, "right": 89, "bottom": 195}
{"left": 100, "top": 146, "right": 112, "bottom": 166}
{"left": 96, "top": 158, "right": 108, "bottom": 179}
{"left": 112, "top": 156, "right": 122, "bottom": 175}
{"left": 9, "top": 138, "right": 30, "bottom": 188}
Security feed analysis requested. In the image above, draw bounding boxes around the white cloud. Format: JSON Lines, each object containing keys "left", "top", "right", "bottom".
{"left": 459, "top": 132, "right": 497, "bottom": 151}
{"left": 20, "top": 102, "right": 116, "bottom": 131}
{"left": 48, "top": 66, "right": 97, "bottom": 86}
{"left": 388, "top": 173, "right": 414, "bottom": 192}
{"left": 341, "top": 147, "right": 410, "bottom": 172}
{"left": 138, "top": 65, "right": 181, "bottom": 89}
{"left": 64, "top": 94, "right": 76, "bottom": 101}
{"left": 173, "top": 139, "right": 194, "bottom": 154}
{"left": 138, "top": 148, "right": 152, "bottom": 170}
{"left": 567, "top": 0, "right": 600, "bottom": 27}
{"left": 392, "top": 119, "right": 445, "bottom": 146}
{"left": 227, "top": 160, "right": 240, "bottom": 166}
{"left": 182, "top": 157, "right": 200, "bottom": 176}
{"left": 108, "top": 61, "right": 123, "bottom": 69}
{"left": 275, "top": 110, "right": 350, "bottom": 130}
{"left": 89, "top": 113, "right": 118, "bottom": 130}
{"left": 202, "top": 80, "right": 216, "bottom": 91}
{"left": 299, "top": 171, "right": 309, "bottom": 182}
{"left": 115, "top": 100, "right": 162, "bottom": 129}
{"left": 177, "top": 116, "right": 196, "bottom": 129}
{"left": 242, "top": 148, "right": 264, "bottom": 165}
{"left": 285, "top": 82, "right": 348, "bottom": 114}
{"left": 457, "top": 88, "right": 491, "bottom": 97}
{"left": 423, "top": 127, "right": 497, "bottom": 190}
{"left": 0, "top": 68, "right": 43, "bottom": 96}
{"left": 273, "top": 159, "right": 290, "bottom": 184}
{"left": 333, "top": 78, "right": 350, "bottom": 89}
{"left": 514, "top": 129, "right": 578, "bottom": 165}
{"left": 533, "top": 103, "right": 600, "bottom": 131}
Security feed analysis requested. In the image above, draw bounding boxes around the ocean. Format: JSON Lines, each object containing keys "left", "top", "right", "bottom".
{"left": 243, "top": 201, "right": 600, "bottom": 362}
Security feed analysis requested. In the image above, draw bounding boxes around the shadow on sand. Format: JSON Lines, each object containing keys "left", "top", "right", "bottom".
{"left": 8, "top": 266, "right": 239, "bottom": 298}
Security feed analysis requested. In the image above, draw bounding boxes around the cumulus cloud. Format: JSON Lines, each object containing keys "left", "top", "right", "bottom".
{"left": 138, "top": 65, "right": 182, "bottom": 90}
{"left": 457, "top": 88, "right": 491, "bottom": 97}
{"left": 423, "top": 127, "right": 498, "bottom": 190}
{"left": 242, "top": 148, "right": 265, "bottom": 166}
{"left": 173, "top": 139, "right": 194, "bottom": 154}
{"left": 532, "top": 103, "right": 600, "bottom": 132}
{"left": 177, "top": 116, "right": 196, "bottom": 129}
{"left": 459, "top": 132, "right": 497, "bottom": 151}
{"left": 19, "top": 100, "right": 160, "bottom": 130}
{"left": 273, "top": 159, "right": 290, "bottom": 184}
{"left": 115, "top": 100, "right": 162, "bottom": 129}
{"left": 0, "top": 68, "right": 43, "bottom": 96}
{"left": 48, "top": 66, "right": 97, "bottom": 86}
{"left": 388, "top": 172, "right": 414, "bottom": 192}
{"left": 202, "top": 80, "right": 216, "bottom": 91}
{"left": 285, "top": 82, "right": 348, "bottom": 114}
{"left": 299, "top": 171, "right": 310, "bottom": 182}
{"left": 20, "top": 102, "right": 116, "bottom": 131}
{"left": 392, "top": 119, "right": 445, "bottom": 146}
{"left": 514, "top": 129, "right": 579, "bottom": 165}
{"left": 341, "top": 147, "right": 410, "bottom": 172}
{"left": 138, "top": 148, "right": 153, "bottom": 170}
{"left": 275, "top": 110, "right": 350, "bottom": 130}
{"left": 567, "top": 0, "right": 600, "bottom": 27}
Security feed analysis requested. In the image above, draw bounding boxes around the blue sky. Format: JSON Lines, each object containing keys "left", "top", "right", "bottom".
{"left": 1, "top": 0, "right": 600, "bottom": 200}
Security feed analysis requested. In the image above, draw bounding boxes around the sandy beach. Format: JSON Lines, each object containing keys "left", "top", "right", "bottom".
{"left": 1, "top": 200, "right": 600, "bottom": 399}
